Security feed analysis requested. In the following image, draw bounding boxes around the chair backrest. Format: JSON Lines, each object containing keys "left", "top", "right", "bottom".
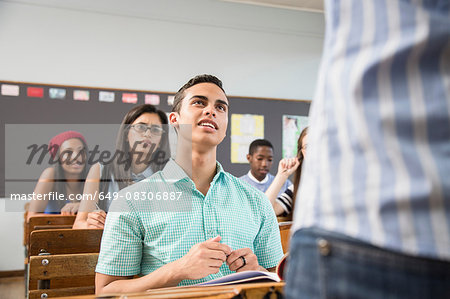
{"left": 279, "top": 222, "right": 292, "bottom": 254}
{"left": 28, "top": 253, "right": 98, "bottom": 299}
{"left": 25, "top": 215, "right": 77, "bottom": 248}
{"left": 23, "top": 208, "right": 29, "bottom": 246}
{"left": 29, "top": 228, "right": 103, "bottom": 257}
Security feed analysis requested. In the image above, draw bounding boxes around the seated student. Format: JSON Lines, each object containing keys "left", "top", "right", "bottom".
{"left": 95, "top": 74, "right": 283, "bottom": 294}
{"left": 265, "top": 127, "right": 307, "bottom": 217}
{"left": 73, "top": 104, "right": 170, "bottom": 229}
{"left": 239, "top": 139, "right": 292, "bottom": 195}
{"left": 27, "top": 131, "right": 89, "bottom": 220}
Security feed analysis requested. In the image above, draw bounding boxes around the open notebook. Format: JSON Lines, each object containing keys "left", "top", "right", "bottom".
{"left": 196, "top": 270, "right": 281, "bottom": 286}
{"left": 196, "top": 253, "right": 288, "bottom": 287}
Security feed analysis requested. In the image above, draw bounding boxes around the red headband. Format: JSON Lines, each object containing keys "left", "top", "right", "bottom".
{"left": 48, "top": 131, "right": 87, "bottom": 159}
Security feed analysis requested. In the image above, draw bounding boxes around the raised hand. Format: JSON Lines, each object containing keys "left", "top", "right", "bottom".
{"left": 277, "top": 157, "right": 300, "bottom": 177}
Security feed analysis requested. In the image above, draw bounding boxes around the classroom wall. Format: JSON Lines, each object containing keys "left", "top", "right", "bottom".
{"left": 0, "top": 0, "right": 324, "bottom": 270}
{"left": 0, "top": 198, "right": 26, "bottom": 271}
{"left": 0, "top": 0, "right": 324, "bottom": 100}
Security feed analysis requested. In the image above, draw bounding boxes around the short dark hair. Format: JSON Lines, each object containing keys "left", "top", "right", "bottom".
{"left": 248, "top": 139, "right": 273, "bottom": 155}
{"left": 172, "top": 74, "right": 225, "bottom": 113}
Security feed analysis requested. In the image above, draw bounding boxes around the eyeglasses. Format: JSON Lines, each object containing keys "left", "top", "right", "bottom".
{"left": 130, "top": 124, "right": 165, "bottom": 136}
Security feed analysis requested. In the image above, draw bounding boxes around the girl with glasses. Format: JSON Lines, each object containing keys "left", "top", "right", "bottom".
{"left": 73, "top": 104, "right": 170, "bottom": 229}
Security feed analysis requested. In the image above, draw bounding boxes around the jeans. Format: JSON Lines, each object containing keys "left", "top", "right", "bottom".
{"left": 285, "top": 227, "right": 450, "bottom": 299}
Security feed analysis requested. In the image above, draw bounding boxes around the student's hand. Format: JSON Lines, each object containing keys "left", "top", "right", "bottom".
{"left": 277, "top": 158, "right": 300, "bottom": 178}
{"left": 175, "top": 236, "right": 232, "bottom": 280}
{"left": 227, "top": 248, "right": 260, "bottom": 272}
{"left": 87, "top": 210, "right": 107, "bottom": 229}
{"left": 61, "top": 202, "right": 80, "bottom": 215}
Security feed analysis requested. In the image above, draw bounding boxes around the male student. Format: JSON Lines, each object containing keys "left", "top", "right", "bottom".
{"left": 95, "top": 75, "right": 283, "bottom": 294}
{"left": 240, "top": 139, "right": 292, "bottom": 195}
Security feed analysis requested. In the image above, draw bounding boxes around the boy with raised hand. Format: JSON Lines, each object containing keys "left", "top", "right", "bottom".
{"left": 240, "top": 139, "right": 292, "bottom": 195}
{"left": 95, "top": 75, "right": 283, "bottom": 294}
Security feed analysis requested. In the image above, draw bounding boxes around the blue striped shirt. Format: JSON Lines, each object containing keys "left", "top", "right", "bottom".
{"left": 293, "top": 0, "right": 450, "bottom": 260}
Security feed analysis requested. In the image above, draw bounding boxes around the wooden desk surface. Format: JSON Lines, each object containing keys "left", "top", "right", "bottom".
{"left": 55, "top": 282, "right": 285, "bottom": 299}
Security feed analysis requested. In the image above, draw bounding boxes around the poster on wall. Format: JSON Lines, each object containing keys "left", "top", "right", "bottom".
{"left": 282, "top": 115, "right": 308, "bottom": 158}
{"left": 167, "top": 95, "right": 175, "bottom": 106}
{"left": 122, "top": 93, "right": 138, "bottom": 104}
{"left": 49, "top": 88, "right": 66, "bottom": 99}
{"left": 231, "top": 114, "right": 264, "bottom": 163}
{"left": 145, "top": 94, "right": 160, "bottom": 105}
{"left": 1, "top": 84, "right": 19, "bottom": 96}
{"left": 27, "top": 87, "right": 44, "bottom": 98}
{"left": 73, "top": 90, "right": 90, "bottom": 101}
{"left": 99, "top": 91, "right": 115, "bottom": 103}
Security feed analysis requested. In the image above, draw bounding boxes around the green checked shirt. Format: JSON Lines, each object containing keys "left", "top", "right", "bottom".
{"left": 96, "top": 159, "right": 283, "bottom": 286}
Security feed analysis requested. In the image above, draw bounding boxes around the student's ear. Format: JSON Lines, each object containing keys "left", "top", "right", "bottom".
{"left": 169, "top": 112, "right": 179, "bottom": 129}
{"left": 246, "top": 154, "right": 252, "bottom": 162}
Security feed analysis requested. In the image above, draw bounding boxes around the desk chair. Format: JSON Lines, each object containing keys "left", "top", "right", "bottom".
{"left": 278, "top": 222, "right": 292, "bottom": 254}
{"left": 28, "top": 253, "right": 98, "bottom": 299}
{"left": 27, "top": 228, "right": 103, "bottom": 298}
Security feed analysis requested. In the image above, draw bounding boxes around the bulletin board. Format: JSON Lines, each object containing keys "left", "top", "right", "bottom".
{"left": 0, "top": 80, "right": 310, "bottom": 197}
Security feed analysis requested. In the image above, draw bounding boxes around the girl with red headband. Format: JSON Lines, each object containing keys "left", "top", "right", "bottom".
{"left": 27, "top": 130, "right": 89, "bottom": 220}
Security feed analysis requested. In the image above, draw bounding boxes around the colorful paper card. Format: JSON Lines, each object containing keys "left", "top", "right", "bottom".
{"left": 167, "top": 95, "right": 175, "bottom": 106}
{"left": 99, "top": 91, "right": 115, "bottom": 103}
{"left": 27, "top": 87, "right": 44, "bottom": 98}
{"left": 145, "top": 94, "right": 160, "bottom": 105}
{"left": 282, "top": 115, "right": 308, "bottom": 158}
{"left": 73, "top": 90, "right": 90, "bottom": 101}
{"left": 49, "top": 88, "right": 66, "bottom": 99}
{"left": 1, "top": 84, "right": 19, "bottom": 96}
{"left": 122, "top": 93, "right": 138, "bottom": 104}
{"left": 230, "top": 114, "right": 264, "bottom": 163}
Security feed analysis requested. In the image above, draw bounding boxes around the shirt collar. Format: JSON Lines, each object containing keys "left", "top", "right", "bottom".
{"left": 131, "top": 166, "right": 153, "bottom": 182}
{"left": 247, "top": 170, "right": 268, "bottom": 184}
{"left": 162, "top": 159, "right": 225, "bottom": 183}
{"left": 212, "top": 161, "right": 225, "bottom": 184}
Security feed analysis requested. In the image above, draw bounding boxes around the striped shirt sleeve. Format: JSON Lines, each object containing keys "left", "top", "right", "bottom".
{"left": 275, "top": 185, "right": 294, "bottom": 216}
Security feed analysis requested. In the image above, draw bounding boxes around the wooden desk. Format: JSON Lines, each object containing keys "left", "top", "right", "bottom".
{"left": 54, "top": 282, "right": 285, "bottom": 299}
{"left": 279, "top": 221, "right": 292, "bottom": 254}
{"left": 29, "top": 228, "right": 103, "bottom": 257}
{"left": 25, "top": 215, "right": 77, "bottom": 249}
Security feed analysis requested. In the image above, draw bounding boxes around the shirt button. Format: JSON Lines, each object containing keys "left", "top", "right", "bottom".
{"left": 317, "top": 238, "right": 331, "bottom": 256}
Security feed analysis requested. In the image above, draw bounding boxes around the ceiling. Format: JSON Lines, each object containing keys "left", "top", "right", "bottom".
{"left": 221, "top": 0, "right": 324, "bottom": 13}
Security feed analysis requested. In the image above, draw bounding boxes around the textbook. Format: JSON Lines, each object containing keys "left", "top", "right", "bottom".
{"left": 196, "top": 270, "right": 281, "bottom": 286}
{"left": 196, "top": 253, "right": 288, "bottom": 287}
